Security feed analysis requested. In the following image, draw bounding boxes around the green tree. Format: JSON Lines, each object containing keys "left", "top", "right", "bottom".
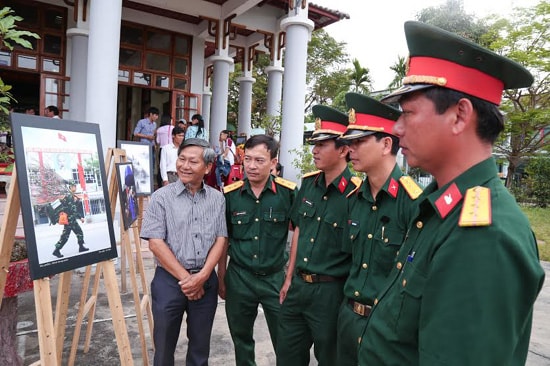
{"left": 524, "top": 156, "right": 550, "bottom": 207}
{"left": 388, "top": 55, "right": 407, "bottom": 91}
{"left": 348, "top": 58, "right": 372, "bottom": 94}
{"left": 488, "top": 1, "right": 550, "bottom": 188}
{"left": 0, "top": 7, "right": 39, "bottom": 114}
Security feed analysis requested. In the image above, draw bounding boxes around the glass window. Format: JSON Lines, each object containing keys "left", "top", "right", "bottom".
{"left": 188, "top": 96, "right": 198, "bottom": 109}
{"left": 174, "top": 58, "right": 188, "bottom": 75}
{"left": 14, "top": 36, "right": 38, "bottom": 51}
{"left": 118, "top": 70, "right": 130, "bottom": 83}
{"left": 145, "top": 53, "right": 169, "bottom": 72}
{"left": 7, "top": 4, "right": 38, "bottom": 28}
{"left": 155, "top": 75, "right": 170, "bottom": 88}
{"left": 0, "top": 51, "right": 12, "bottom": 67}
{"left": 45, "top": 77, "right": 62, "bottom": 93}
{"left": 134, "top": 72, "right": 152, "bottom": 86}
{"left": 121, "top": 25, "right": 143, "bottom": 46}
{"left": 45, "top": 94, "right": 58, "bottom": 107}
{"left": 17, "top": 54, "right": 37, "bottom": 69}
{"left": 146, "top": 31, "right": 170, "bottom": 51}
{"left": 175, "top": 36, "right": 190, "bottom": 55}
{"left": 43, "top": 34, "right": 62, "bottom": 56}
{"left": 44, "top": 9, "right": 64, "bottom": 30}
{"left": 43, "top": 58, "right": 61, "bottom": 73}
{"left": 173, "top": 78, "right": 187, "bottom": 90}
{"left": 119, "top": 48, "right": 142, "bottom": 67}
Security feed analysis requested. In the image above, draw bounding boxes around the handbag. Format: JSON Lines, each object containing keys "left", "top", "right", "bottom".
{"left": 58, "top": 212, "right": 69, "bottom": 225}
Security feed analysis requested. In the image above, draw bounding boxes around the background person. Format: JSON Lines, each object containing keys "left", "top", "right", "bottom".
{"left": 277, "top": 105, "right": 359, "bottom": 366}
{"left": 44, "top": 105, "right": 60, "bottom": 118}
{"left": 185, "top": 114, "right": 209, "bottom": 141}
{"left": 159, "top": 126, "right": 185, "bottom": 185}
{"left": 357, "top": 21, "right": 545, "bottom": 366}
{"left": 336, "top": 92, "right": 422, "bottom": 365}
{"left": 219, "top": 134, "right": 296, "bottom": 366}
{"left": 156, "top": 114, "right": 174, "bottom": 187}
{"left": 140, "top": 138, "right": 226, "bottom": 366}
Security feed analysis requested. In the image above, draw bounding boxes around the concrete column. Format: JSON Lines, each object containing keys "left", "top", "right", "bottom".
{"left": 66, "top": 28, "right": 88, "bottom": 122}
{"left": 85, "top": 0, "right": 122, "bottom": 153}
{"left": 202, "top": 89, "right": 212, "bottom": 133}
{"left": 236, "top": 76, "right": 255, "bottom": 138}
{"left": 279, "top": 6, "right": 314, "bottom": 182}
{"left": 265, "top": 65, "right": 284, "bottom": 117}
{"left": 209, "top": 55, "right": 233, "bottom": 147}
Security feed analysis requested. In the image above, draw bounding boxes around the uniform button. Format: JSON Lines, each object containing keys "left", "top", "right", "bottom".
{"left": 362, "top": 263, "right": 368, "bottom": 269}
{"left": 274, "top": 218, "right": 278, "bottom": 222}
{"left": 354, "top": 291, "right": 359, "bottom": 297}
{"left": 374, "top": 298, "right": 378, "bottom": 305}
{"left": 323, "top": 196, "right": 328, "bottom": 200}
{"left": 367, "top": 233, "right": 373, "bottom": 239}
{"left": 256, "top": 200, "right": 260, "bottom": 204}
{"left": 396, "top": 262, "right": 402, "bottom": 270}
{"left": 333, "top": 222, "right": 337, "bottom": 227}
{"left": 416, "top": 221, "right": 423, "bottom": 229}
{"left": 310, "top": 238, "right": 314, "bottom": 243}
{"left": 402, "top": 279, "right": 407, "bottom": 287}
{"left": 350, "top": 235, "right": 354, "bottom": 239}
{"left": 303, "top": 257, "right": 308, "bottom": 262}
{"left": 237, "top": 220, "right": 241, "bottom": 224}
{"left": 372, "top": 206, "right": 377, "bottom": 211}
{"left": 384, "top": 238, "right": 389, "bottom": 243}
{"left": 254, "top": 236, "right": 258, "bottom": 240}
{"left": 253, "top": 254, "right": 257, "bottom": 258}
{"left": 255, "top": 218, "right": 259, "bottom": 222}
{"left": 317, "top": 216, "right": 321, "bottom": 221}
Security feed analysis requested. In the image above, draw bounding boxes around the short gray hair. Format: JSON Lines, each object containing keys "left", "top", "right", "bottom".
{"left": 179, "top": 138, "right": 216, "bottom": 165}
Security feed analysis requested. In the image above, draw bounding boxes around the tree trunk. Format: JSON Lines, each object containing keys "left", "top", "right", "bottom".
{"left": 0, "top": 296, "right": 23, "bottom": 366}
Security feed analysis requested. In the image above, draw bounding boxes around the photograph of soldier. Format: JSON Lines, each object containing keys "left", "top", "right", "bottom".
{"left": 52, "top": 181, "right": 88, "bottom": 258}
{"left": 116, "top": 162, "right": 140, "bottom": 230}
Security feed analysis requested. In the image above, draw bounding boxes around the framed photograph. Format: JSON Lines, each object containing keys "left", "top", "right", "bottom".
{"left": 10, "top": 113, "right": 118, "bottom": 280}
{"left": 115, "top": 162, "right": 139, "bottom": 230}
{"left": 116, "top": 140, "right": 153, "bottom": 196}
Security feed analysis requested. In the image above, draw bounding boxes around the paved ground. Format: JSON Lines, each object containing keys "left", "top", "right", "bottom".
{"left": 11, "top": 254, "right": 550, "bottom": 365}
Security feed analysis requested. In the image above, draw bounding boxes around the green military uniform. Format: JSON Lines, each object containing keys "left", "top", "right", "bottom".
{"left": 224, "top": 175, "right": 296, "bottom": 366}
{"left": 277, "top": 168, "right": 358, "bottom": 366}
{"left": 53, "top": 185, "right": 87, "bottom": 258}
{"left": 358, "top": 22, "right": 545, "bottom": 365}
{"left": 358, "top": 158, "right": 544, "bottom": 365}
{"left": 337, "top": 165, "right": 421, "bottom": 365}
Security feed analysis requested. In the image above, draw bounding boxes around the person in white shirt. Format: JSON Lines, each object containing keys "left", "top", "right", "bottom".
{"left": 215, "top": 130, "right": 236, "bottom": 189}
{"left": 160, "top": 126, "right": 185, "bottom": 186}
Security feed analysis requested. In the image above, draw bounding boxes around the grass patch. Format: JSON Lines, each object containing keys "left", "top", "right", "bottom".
{"left": 521, "top": 206, "right": 550, "bottom": 262}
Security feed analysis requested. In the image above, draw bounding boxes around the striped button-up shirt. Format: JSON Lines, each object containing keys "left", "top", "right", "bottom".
{"left": 140, "top": 180, "right": 227, "bottom": 269}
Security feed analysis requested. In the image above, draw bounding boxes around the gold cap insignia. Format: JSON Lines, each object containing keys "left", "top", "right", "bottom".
{"left": 348, "top": 108, "right": 356, "bottom": 124}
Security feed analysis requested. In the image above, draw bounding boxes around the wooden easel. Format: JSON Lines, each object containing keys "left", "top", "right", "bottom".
{"left": 0, "top": 169, "right": 134, "bottom": 365}
{"left": 68, "top": 148, "right": 153, "bottom": 366}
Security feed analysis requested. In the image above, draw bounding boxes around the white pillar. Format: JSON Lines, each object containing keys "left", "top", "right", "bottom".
{"left": 279, "top": 7, "right": 314, "bottom": 182}
{"left": 236, "top": 76, "right": 255, "bottom": 138}
{"left": 209, "top": 55, "right": 233, "bottom": 147}
{"left": 85, "top": 0, "right": 122, "bottom": 153}
{"left": 202, "top": 88, "right": 212, "bottom": 132}
{"left": 265, "top": 65, "right": 284, "bottom": 117}
{"left": 66, "top": 28, "right": 88, "bottom": 122}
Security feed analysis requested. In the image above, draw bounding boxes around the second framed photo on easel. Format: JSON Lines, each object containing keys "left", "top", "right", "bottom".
{"left": 115, "top": 162, "right": 140, "bottom": 230}
{"left": 117, "top": 140, "right": 153, "bottom": 196}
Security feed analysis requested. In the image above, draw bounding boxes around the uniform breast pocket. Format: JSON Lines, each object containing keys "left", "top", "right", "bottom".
{"left": 395, "top": 265, "right": 426, "bottom": 342}
{"left": 297, "top": 201, "right": 316, "bottom": 219}
{"left": 230, "top": 213, "right": 252, "bottom": 239}
{"left": 374, "top": 227, "right": 404, "bottom": 268}
{"left": 324, "top": 213, "right": 344, "bottom": 236}
{"left": 263, "top": 211, "right": 287, "bottom": 239}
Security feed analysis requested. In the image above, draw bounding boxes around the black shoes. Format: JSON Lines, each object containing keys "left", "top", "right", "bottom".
{"left": 52, "top": 248, "right": 63, "bottom": 258}
{"left": 79, "top": 244, "right": 89, "bottom": 252}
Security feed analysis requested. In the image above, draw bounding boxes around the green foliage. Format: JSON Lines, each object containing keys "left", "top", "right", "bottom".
{"left": 521, "top": 206, "right": 550, "bottom": 261}
{"left": 523, "top": 156, "right": 550, "bottom": 207}
{"left": 388, "top": 55, "right": 407, "bottom": 91}
{"left": 289, "top": 145, "right": 315, "bottom": 180}
{"left": 348, "top": 58, "right": 372, "bottom": 94}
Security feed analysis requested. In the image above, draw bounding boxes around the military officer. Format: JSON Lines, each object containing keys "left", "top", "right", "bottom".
{"left": 219, "top": 134, "right": 297, "bottom": 366}
{"left": 336, "top": 92, "right": 422, "bottom": 365}
{"left": 277, "top": 105, "right": 359, "bottom": 366}
{"left": 358, "top": 21, "right": 545, "bottom": 365}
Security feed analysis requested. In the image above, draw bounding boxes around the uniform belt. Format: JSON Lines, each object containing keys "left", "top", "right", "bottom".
{"left": 348, "top": 299, "right": 372, "bottom": 317}
{"left": 187, "top": 267, "right": 203, "bottom": 274}
{"left": 296, "top": 271, "right": 344, "bottom": 283}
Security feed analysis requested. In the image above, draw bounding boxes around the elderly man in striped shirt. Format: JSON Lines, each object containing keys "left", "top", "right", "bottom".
{"left": 141, "top": 138, "right": 227, "bottom": 366}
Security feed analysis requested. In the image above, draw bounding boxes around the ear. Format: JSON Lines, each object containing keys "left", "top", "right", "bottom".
{"left": 205, "top": 162, "right": 213, "bottom": 175}
{"left": 339, "top": 144, "right": 350, "bottom": 158}
{"left": 381, "top": 136, "right": 393, "bottom": 155}
{"left": 453, "top": 98, "right": 474, "bottom": 135}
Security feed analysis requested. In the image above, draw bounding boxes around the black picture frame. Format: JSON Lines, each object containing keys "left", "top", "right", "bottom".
{"left": 10, "top": 113, "right": 118, "bottom": 280}
{"left": 116, "top": 140, "right": 153, "bottom": 196}
{"left": 115, "top": 162, "right": 140, "bottom": 230}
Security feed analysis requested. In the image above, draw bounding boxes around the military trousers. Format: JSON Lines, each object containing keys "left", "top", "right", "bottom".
{"left": 276, "top": 275, "right": 345, "bottom": 366}
{"left": 336, "top": 299, "right": 370, "bottom": 366}
{"left": 55, "top": 222, "right": 84, "bottom": 248}
{"left": 225, "top": 261, "right": 284, "bottom": 366}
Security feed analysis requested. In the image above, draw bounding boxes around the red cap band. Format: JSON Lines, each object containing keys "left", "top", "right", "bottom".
{"left": 319, "top": 120, "right": 347, "bottom": 133}
{"left": 408, "top": 57, "right": 504, "bottom": 105}
{"left": 353, "top": 113, "right": 396, "bottom": 134}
